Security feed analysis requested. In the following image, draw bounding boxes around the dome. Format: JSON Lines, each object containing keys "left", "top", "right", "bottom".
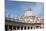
{"left": 24, "top": 8, "right": 35, "bottom": 16}
{"left": 24, "top": 10, "right": 33, "bottom": 16}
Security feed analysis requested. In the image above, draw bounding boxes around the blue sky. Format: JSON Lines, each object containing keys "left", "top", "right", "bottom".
{"left": 5, "top": 0, "right": 44, "bottom": 16}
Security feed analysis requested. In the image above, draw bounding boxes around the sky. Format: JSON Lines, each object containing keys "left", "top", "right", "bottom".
{"left": 5, "top": 0, "right": 44, "bottom": 17}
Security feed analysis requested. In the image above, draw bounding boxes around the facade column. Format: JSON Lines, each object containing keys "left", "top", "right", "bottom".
{"left": 35, "top": 26, "right": 36, "bottom": 29}
{"left": 12, "top": 26, "right": 13, "bottom": 30}
{"left": 26, "top": 26, "right": 28, "bottom": 30}
{"left": 33, "top": 26, "right": 35, "bottom": 29}
{"left": 41, "top": 24, "right": 44, "bottom": 28}
{"left": 7, "top": 25, "right": 9, "bottom": 30}
{"left": 30, "top": 26, "right": 32, "bottom": 30}
{"left": 28, "top": 26, "right": 30, "bottom": 30}
{"left": 23, "top": 26, "right": 24, "bottom": 30}
{"left": 38, "top": 27, "right": 40, "bottom": 29}
{"left": 29, "top": 26, "right": 31, "bottom": 30}
{"left": 20, "top": 26, "right": 21, "bottom": 30}
{"left": 7, "top": 25, "right": 9, "bottom": 31}
{"left": 16, "top": 26, "right": 17, "bottom": 30}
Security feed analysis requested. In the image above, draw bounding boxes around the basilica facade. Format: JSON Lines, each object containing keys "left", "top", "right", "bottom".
{"left": 5, "top": 8, "right": 44, "bottom": 31}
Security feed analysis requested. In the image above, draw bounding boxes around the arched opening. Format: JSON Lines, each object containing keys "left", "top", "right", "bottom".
{"left": 28, "top": 26, "right": 30, "bottom": 29}
{"left": 21, "top": 26, "right": 23, "bottom": 30}
{"left": 36, "top": 26, "right": 39, "bottom": 29}
{"left": 17, "top": 26, "right": 20, "bottom": 30}
{"left": 31, "top": 27, "right": 32, "bottom": 29}
{"left": 24, "top": 26, "right": 26, "bottom": 30}
{"left": 9, "top": 25, "right": 12, "bottom": 30}
{"left": 13, "top": 26, "right": 16, "bottom": 30}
